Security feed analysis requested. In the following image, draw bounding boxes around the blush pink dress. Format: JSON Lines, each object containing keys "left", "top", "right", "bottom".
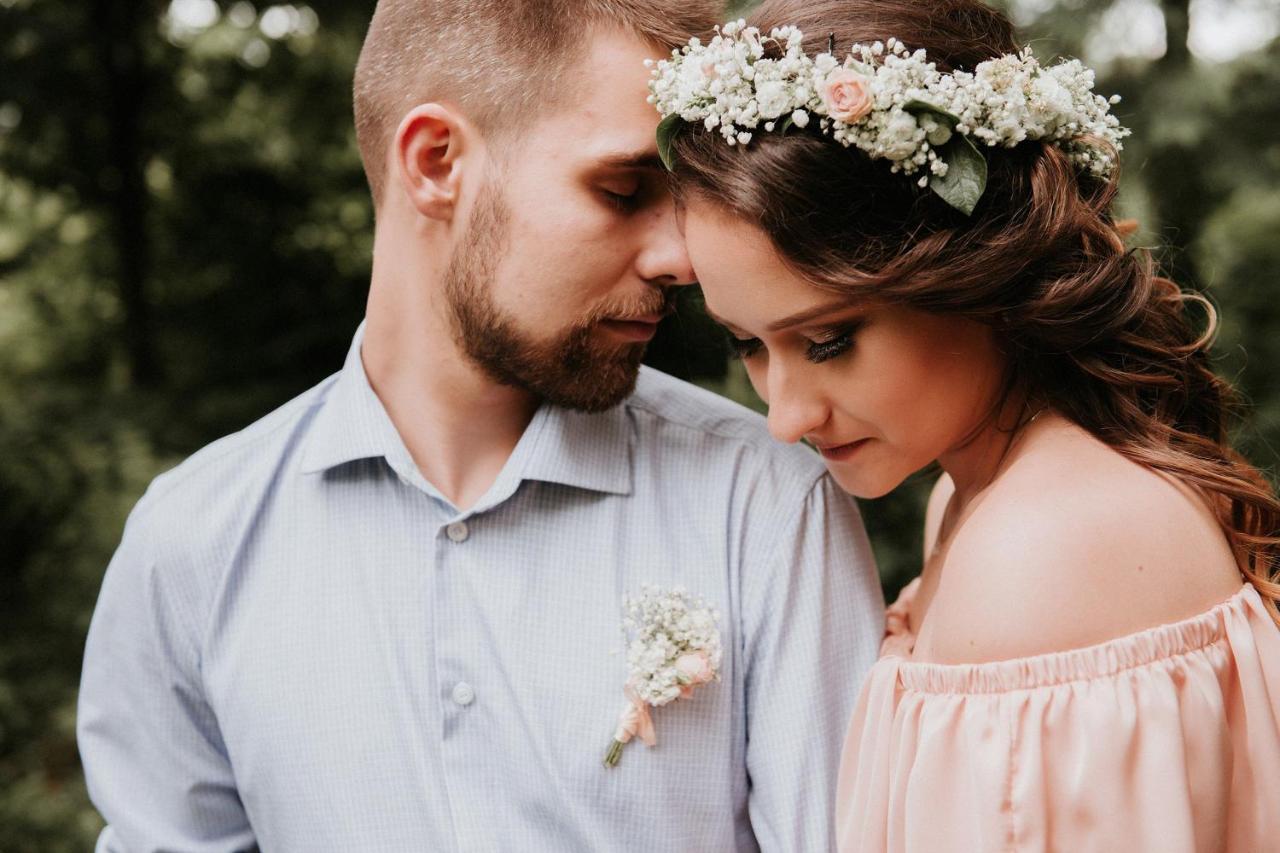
{"left": 835, "top": 579, "right": 1280, "bottom": 852}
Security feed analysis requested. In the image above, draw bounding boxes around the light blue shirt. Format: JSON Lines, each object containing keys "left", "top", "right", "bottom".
{"left": 78, "top": 323, "right": 884, "bottom": 852}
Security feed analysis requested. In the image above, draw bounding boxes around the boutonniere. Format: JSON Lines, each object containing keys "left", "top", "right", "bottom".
{"left": 603, "top": 584, "right": 722, "bottom": 768}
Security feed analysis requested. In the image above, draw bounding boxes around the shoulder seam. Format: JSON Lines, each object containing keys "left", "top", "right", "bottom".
{"left": 764, "top": 472, "right": 834, "bottom": 567}
{"left": 134, "top": 375, "right": 337, "bottom": 522}
{"left": 739, "top": 471, "right": 836, "bottom": 666}
{"left": 624, "top": 394, "right": 812, "bottom": 459}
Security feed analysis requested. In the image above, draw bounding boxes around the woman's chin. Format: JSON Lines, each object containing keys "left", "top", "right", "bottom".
{"left": 827, "top": 465, "right": 903, "bottom": 500}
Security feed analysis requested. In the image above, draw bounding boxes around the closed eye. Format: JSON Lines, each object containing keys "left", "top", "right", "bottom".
{"left": 727, "top": 326, "right": 859, "bottom": 362}
{"left": 597, "top": 174, "right": 645, "bottom": 214}
{"left": 806, "top": 326, "right": 857, "bottom": 363}
{"left": 727, "top": 334, "right": 763, "bottom": 360}
{"left": 602, "top": 188, "right": 640, "bottom": 212}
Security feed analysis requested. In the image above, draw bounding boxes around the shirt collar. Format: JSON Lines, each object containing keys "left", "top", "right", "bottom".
{"left": 516, "top": 400, "right": 633, "bottom": 497}
{"left": 298, "top": 321, "right": 412, "bottom": 476}
{"left": 299, "top": 322, "right": 634, "bottom": 497}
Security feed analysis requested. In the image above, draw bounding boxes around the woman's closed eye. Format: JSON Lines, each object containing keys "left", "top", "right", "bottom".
{"left": 807, "top": 326, "right": 857, "bottom": 363}
{"left": 727, "top": 325, "right": 859, "bottom": 363}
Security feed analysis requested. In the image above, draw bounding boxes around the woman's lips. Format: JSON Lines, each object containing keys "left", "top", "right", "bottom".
{"left": 815, "top": 438, "right": 871, "bottom": 461}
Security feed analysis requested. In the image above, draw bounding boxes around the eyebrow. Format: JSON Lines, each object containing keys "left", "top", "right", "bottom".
{"left": 705, "top": 298, "right": 861, "bottom": 335}
{"left": 591, "top": 151, "right": 666, "bottom": 172}
{"left": 765, "top": 299, "right": 862, "bottom": 332}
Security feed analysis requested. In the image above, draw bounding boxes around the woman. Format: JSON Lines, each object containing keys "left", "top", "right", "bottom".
{"left": 652, "top": 0, "right": 1280, "bottom": 849}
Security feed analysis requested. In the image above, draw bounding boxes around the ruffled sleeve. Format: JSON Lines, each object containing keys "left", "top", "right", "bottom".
{"left": 835, "top": 583, "right": 1280, "bottom": 853}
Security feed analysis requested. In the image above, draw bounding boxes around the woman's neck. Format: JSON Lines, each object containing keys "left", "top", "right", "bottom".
{"left": 938, "top": 394, "right": 1046, "bottom": 509}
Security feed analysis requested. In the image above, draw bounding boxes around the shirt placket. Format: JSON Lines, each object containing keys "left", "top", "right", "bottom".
{"left": 431, "top": 506, "right": 488, "bottom": 851}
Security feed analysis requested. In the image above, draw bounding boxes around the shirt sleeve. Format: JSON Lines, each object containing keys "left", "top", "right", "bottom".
{"left": 740, "top": 473, "right": 885, "bottom": 851}
{"left": 77, "top": 493, "right": 258, "bottom": 853}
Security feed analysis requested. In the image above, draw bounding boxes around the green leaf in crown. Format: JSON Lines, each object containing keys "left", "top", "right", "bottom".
{"left": 901, "top": 100, "right": 988, "bottom": 215}
{"left": 929, "top": 134, "right": 988, "bottom": 216}
{"left": 656, "top": 113, "right": 682, "bottom": 172}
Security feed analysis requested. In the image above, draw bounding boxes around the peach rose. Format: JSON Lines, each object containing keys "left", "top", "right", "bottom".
{"left": 676, "top": 651, "right": 715, "bottom": 685}
{"left": 821, "top": 69, "right": 873, "bottom": 123}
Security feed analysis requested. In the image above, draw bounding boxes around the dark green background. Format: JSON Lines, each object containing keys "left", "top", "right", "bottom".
{"left": 2, "top": 0, "right": 1278, "bottom": 846}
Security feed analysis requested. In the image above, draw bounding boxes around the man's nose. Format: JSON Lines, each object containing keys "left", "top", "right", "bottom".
{"left": 636, "top": 203, "right": 696, "bottom": 287}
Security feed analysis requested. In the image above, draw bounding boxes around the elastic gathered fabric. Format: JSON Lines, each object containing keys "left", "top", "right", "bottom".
{"left": 836, "top": 582, "right": 1280, "bottom": 852}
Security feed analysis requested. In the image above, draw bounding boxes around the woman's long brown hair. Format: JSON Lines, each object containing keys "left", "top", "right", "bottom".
{"left": 670, "top": 0, "right": 1280, "bottom": 621}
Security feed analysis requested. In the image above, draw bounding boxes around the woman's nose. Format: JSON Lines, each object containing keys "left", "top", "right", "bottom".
{"left": 763, "top": 362, "right": 829, "bottom": 445}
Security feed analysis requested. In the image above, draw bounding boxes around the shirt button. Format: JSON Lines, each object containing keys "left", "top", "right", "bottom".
{"left": 446, "top": 521, "right": 469, "bottom": 543}
{"left": 451, "top": 682, "right": 475, "bottom": 706}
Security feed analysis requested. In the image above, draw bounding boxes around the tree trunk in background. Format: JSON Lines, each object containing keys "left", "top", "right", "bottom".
{"left": 90, "top": 0, "right": 161, "bottom": 387}
{"left": 1146, "top": 0, "right": 1203, "bottom": 286}
{"left": 1161, "top": 0, "right": 1192, "bottom": 71}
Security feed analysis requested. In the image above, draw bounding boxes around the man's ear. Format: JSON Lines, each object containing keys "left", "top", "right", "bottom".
{"left": 392, "top": 103, "right": 470, "bottom": 221}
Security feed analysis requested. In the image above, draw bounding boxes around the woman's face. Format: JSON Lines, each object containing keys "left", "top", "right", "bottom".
{"left": 683, "top": 200, "right": 1007, "bottom": 498}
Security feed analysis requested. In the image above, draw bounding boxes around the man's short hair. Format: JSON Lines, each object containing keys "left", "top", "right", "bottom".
{"left": 353, "top": 0, "right": 721, "bottom": 207}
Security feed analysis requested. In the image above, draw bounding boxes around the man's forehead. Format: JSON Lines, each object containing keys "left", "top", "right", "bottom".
{"left": 575, "top": 25, "right": 667, "bottom": 66}
{"left": 559, "top": 30, "right": 664, "bottom": 114}
{"left": 526, "top": 106, "right": 660, "bottom": 165}
{"left": 517, "top": 29, "right": 670, "bottom": 166}
{"left": 511, "top": 105, "right": 660, "bottom": 175}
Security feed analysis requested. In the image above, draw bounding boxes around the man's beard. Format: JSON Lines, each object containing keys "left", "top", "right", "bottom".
{"left": 444, "top": 179, "right": 672, "bottom": 413}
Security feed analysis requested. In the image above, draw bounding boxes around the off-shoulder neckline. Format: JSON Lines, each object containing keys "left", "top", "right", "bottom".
{"left": 881, "top": 582, "right": 1261, "bottom": 694}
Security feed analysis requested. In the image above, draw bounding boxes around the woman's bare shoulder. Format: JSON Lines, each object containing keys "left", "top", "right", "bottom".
{"left": 916, "top": 423, "right": 1242, "bottom": 665}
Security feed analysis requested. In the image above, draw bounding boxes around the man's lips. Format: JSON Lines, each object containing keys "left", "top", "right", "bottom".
{"left": 599, "top": 317, "right": 662, "bottom": 341}
{"left": 812, "top": 438, "right": 871, "bottom": 461}
{"left": 599, "top": 311, "right": 670, "bottom": 342}
{"left": 615, "top": 313, "right": 667, "bottom": 324}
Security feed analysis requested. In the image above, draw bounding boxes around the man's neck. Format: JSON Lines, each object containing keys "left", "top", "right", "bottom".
{"left": 362, "top": 273, "right": 539, "bottom": 512}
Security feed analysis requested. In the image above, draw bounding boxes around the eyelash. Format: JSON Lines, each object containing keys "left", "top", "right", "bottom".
{"left": 728, "top": 326, "right": 858, "bottom": 364}
{"left": 602, "top": 188, "right": 640, "bottom": 213}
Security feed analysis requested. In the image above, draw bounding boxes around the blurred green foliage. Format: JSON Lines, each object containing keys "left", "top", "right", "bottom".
{"left": 1, "top": 0, "right": 1277, "bottom": 846}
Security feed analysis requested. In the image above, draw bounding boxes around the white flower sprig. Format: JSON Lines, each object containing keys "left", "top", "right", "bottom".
{"left": 646, "top": 20, "right": 1130, "bottom": 214}
{"left": 603, "top": 584, "right": 722, "bottom": 768}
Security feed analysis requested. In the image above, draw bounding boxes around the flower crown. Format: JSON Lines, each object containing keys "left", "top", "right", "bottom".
{"left": 647, "top": 20, "right": 1130, "bottom": 215}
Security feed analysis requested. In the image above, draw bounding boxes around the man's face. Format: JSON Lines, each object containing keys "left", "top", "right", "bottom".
{"left": 445, "top": 29, "right": 695, "bottom": 412}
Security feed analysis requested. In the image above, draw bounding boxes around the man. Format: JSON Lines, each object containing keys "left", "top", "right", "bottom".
{"left": 77, "top": 1, "right": 885, "bottom": 850}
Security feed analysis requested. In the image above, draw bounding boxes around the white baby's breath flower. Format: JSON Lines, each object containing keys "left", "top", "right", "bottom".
{"left": 647, "top": 21, "right": 1129, "bottom": 189}
{"left": 603, "top": 585, "right": 723, "bottom": 768}
{"left": 618, "top": 585, "right": 722, "bottom": 705}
